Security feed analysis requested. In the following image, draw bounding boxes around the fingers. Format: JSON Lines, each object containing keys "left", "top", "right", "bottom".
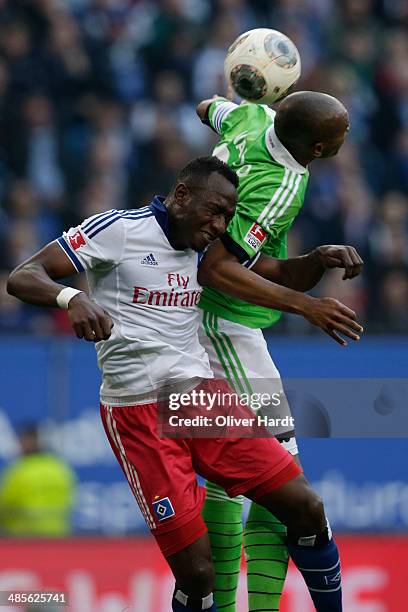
{"left": 335, "top": 301, "right": 357, "bottom": 320}
{"left": 326, "top": 307, "right": 364, "bottom": 345}
{"left": 73, "top": 320, "right": 94, "bottom": 341}
{"left": 325, "top": 328, "right": 348, "bottom": 347}
{"left": 91, "top": 318, "right": 105, "bottom": 342}
{"left": 343, "top": 247, "right": 364, "bottom": 280}
{"left": 319, "top": 245, "right": 364, "bottom": 279}
{"left": 334, "top": 312, "right": 364, "bottom": 333}
{"left": 71, "top": 313, "right": 113, "bottom": 342}
{"left": 330, "top": 321, "right": 361, "bottom": 342}
{"left": 339, "top": 249, "right": 355, "bottom": 280}
{"left": 325, "top": 320, "right": 361, "bottom": 347}
{"left": 334, "top": 246, "right": 363, "bottom": 279}
{"left": 330, "top": 300, "right": 364, "bottom": 342}
{"left": 68, "top": 295, "right": 113, "bottom": 342}
{"left": 313, "top": 297, "right": 364, "bottom": 346}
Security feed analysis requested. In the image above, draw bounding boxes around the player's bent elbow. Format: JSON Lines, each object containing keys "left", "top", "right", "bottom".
{"left": 7, "top": 263, "right": 33, "bottom": 298}
{"left": 196, "top": 100, "right": 211, "bottom": 122}
{"left": 6, "top": 269, "right": 19, "bottom": 297}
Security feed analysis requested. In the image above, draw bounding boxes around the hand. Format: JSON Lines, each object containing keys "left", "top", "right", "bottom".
{"left": 67, "top": 293, "right": 113, "bottom": 342}
{"left": 302, "top": 295, "right": 364, "bottom": 346}
{"left": 314, "top": 245, "right": 364, "bottom": 280}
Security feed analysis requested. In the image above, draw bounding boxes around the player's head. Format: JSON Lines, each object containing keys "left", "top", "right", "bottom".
{"left": 166, "top": 156, "right": 238, "bottom": 251}
{"left": 274, "top": 91, "right": 349, "bottom": 163}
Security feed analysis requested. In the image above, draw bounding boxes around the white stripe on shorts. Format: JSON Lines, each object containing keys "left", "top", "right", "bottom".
{"left": 105, "top": 406, "right": 156, "bottom": 529}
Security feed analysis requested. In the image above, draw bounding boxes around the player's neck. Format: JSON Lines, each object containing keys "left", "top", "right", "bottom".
{"left": 275, "top": 130, "right": 312, "bottom": 167}
{"left": 161, "top": 198, "right": 189, "bottom": 250}
{"left": 283, "top": 142, "right": 313, "bottom": 167}
{"left": 166, "top": 216, "right": 189, "bottom": 251}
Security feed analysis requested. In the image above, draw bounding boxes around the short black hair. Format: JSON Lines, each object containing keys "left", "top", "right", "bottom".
{"left": 177, "top": 156, "right": 239, "bottom": 189}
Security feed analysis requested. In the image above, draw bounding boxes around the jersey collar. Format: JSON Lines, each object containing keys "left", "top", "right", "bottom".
{"left": 265, "top": 123, "right": 308, "bottom": 175}
{"left": 149, "top": 195, "right": 170, "bottom": 239}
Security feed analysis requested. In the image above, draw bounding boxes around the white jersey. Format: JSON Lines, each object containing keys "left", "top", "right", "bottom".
{"left": 57, "top": 197, "right": 213, "bottom": 404}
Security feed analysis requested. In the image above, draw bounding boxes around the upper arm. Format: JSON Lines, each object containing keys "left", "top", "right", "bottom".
{"left": 198, "top": 238, "right": 286, "bottom": 287}
{"left": 224, "top": 211, "right": 269, "bottom": 261}
{"left": 196, "top": 99, "right": 213, "bottom": 123}
{"left": 198, "top": 237, "right": 261, "bottom": 286}
{"left": 197, "top": 239, "right": 238, "bottom": 286}
{"left": 196, "top": 97, "right": 238, "bottom": 134}
{"left": 15, "top": 210, "right": 128, "bottom": 280}
{"left": 17, "top": 240, "right": 81, "bottom": 280}
{"left": 58, "top": 211, "right": 127, "bottom": 272}
{"left": 249, "top": 253, "right": 285, "bottom": 282}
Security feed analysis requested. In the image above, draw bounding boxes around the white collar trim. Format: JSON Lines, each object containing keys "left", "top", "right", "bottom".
{"left": 265, "top": 122, "right": 308, "bottom": 175}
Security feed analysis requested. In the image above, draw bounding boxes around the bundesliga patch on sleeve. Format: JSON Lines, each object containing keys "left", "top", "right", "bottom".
{"left": 152, "top": 497, "right": 175, "bottom": 521}
{"left": 69, "top": 229, "right": 86, "bottom": 251}
{"left": 244, "top": 223, "right": 267, "bottom": 252}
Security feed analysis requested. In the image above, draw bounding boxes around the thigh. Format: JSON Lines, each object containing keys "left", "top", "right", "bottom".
{"left": 192, "top": 431, "right": 301, "bottom": 500}
{"left": 100, "top": 402, "right": 207, "bottom": 556}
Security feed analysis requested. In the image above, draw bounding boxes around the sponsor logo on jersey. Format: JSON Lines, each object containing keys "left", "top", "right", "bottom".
{"left": 69, "top": 230, "right": 86, "bottom": 250}
{"left": 133, "top": 286, "right": 201, "bottom": 307}
{"left": 141, "top": 253, "right": 158, "bottom": 266}
{"left": 244, "top": 223, "right": 267, "bottom": 251}
{"left": 152, "top": 497, "right": 175, "bottom": 521}
{"left": 132, "top": 273, "right": 200, "bottom": 307}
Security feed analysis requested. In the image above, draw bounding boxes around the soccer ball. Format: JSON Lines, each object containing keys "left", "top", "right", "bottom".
{"left": 224, "top": 28, "right": 301, "bottom": 106}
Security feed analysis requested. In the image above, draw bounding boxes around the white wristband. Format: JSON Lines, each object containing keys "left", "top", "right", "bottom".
{"left": 56, "top": 287, "right": 83, "bottom": 309}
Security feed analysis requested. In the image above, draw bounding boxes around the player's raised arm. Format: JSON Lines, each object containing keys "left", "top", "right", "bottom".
{"left": 198, "top": 239, "right": 364, "bottom": 346}
{"left": 251, "top": 244, "right": 364, "bottom": 290}
{"left": 196, "top": 96, "right": 238, "bottom": 132}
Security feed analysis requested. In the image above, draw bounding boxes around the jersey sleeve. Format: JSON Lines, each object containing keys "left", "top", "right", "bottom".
{"left": 225, "top": 168, "right": 306, "bottom": 259}
{"left": 207, "top": 98, "right": 239, "bottom": 134}
{"left": 56, "top": 210, "right": 127, "bottom": 273}
{"left": 222, "top": 211, "right": 269, "bottom": 260}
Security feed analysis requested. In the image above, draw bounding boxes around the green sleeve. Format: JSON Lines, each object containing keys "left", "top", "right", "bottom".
{"left": 225, "top": 211, "right": 269, "bottom": 258}
{"left": 208, "top": 98, "right": 246, "bottom": 135}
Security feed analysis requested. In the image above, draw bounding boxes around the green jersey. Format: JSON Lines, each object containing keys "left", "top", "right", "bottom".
{"left": 199, "top": 98, "right": 310, "bottom": 328}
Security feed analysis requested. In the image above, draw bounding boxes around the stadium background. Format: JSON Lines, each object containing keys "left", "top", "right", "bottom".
{"left": 0, "top": 0, "right": 407, "bottom": 610}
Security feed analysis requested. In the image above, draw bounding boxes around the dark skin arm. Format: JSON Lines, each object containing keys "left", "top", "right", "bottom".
{"left": 253, "top": 244, "right": 364, "bottom": 290}
{"left": 7, "top": 242, "right": 113, "bottom": 342}
{"left": 198, "top": 240, "right": 364, "bottom": 346}
{"left": 196, "top": 99, "right": 214, "bottom": 123}
{"left": 196, "top": 96, "right": 232, "bottom": 125}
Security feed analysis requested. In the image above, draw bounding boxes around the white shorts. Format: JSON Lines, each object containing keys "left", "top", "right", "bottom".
{"left": 199, "top": 309, "right": 298, "bottom": 456}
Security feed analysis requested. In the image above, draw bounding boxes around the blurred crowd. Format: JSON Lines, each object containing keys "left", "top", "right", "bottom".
{"left": 0, "top": 0, "right": 407, "bottom": 335}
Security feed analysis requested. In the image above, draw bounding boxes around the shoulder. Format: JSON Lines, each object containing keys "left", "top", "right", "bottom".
{"left": 79, "top": 207, "right": 154, "bottom": 238}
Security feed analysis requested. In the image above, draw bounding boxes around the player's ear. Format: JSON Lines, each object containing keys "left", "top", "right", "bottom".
{"left": 174, "top": 182, "right": 190, "bottom": 207}
{"left": 313, "top": 142, "right": 324, "bottom": 158}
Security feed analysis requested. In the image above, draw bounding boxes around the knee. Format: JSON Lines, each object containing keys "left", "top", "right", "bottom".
{"left": 177, "top": 557, "right": 215, "bottom": 596}
{"left": 291, "top": 490, "right": 326, "bottom": 535}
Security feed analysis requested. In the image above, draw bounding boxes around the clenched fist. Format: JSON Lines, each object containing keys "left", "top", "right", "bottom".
{"left": 314, "top": 245, "right": 364, "bottom": 280}
{"left": 68, "top": 293, "right": 113, "bottom": 342}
